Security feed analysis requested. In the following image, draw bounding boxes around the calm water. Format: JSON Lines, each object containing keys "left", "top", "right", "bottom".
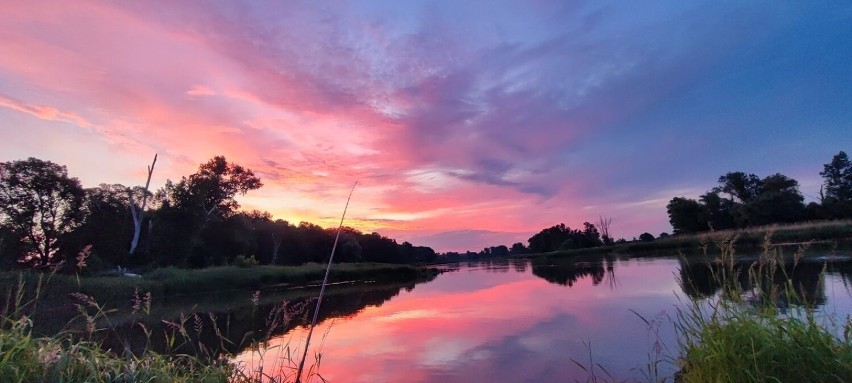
{"left": 232, "top": 254, "right": 852, "bottom": 382}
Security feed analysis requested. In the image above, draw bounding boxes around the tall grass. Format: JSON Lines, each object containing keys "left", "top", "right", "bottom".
{"left": 673, "top": 232, "right": 852, "bottom": 382}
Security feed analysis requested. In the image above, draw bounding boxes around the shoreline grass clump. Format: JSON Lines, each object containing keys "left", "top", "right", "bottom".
{"left": 0, "top": 315, "right": 234, "bottom": 383}
{"left": 673, "top": 232, "right": 852, "bottom": 382}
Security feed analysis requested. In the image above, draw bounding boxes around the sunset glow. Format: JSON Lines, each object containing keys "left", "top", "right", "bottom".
{"left": 1, "top": 1, "right": 850, "bottom": 251}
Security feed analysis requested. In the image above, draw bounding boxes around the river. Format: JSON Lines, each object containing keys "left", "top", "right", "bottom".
{"left": 228, "top": 252, "right": 852, "bottom": 382}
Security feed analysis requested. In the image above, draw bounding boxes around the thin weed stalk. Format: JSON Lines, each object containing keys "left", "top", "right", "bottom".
{"left": 295, "top": 181, "right": 357, "bottom": 383}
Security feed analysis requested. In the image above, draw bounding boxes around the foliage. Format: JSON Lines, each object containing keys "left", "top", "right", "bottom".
{"left": 667, "top": 169, "right": 813, "bottom": 234}
{"left": 164, "top": 156, "right": 263, "bottom": 220}
{"left": 820, "top": 151, "right": 852, "bottom": 218}
{"left": 638, "top": 232, "right": 654, "bottom": 242}
{"left": 667, "top": 151, "right": 852, "bottom": 235}
{"left": 666, "top": 197, "right": 708, "bottom": 234}
{"left": 232, "top": 255, "right": 259, "bottom": 267}
{"left": 0, "top": 158, "right": 85, "bottom": 268}
{"left": 528, "top": 222, "right": 603, "bottom": 253}
{"left": 717, "top": 171, "right": 763, "bottom": 203}
{"left": 821, "top": 151, "right": 852, "bottom": 201}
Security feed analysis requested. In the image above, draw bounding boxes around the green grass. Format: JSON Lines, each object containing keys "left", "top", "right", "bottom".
{"left": 0, "top": 316, "right": 234, "bottom": 383}
{"left": 675, "top": 309, "right": 852, "bottom": 383}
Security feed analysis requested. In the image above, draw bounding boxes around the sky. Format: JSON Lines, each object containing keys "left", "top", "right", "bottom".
{"left": 1, "top": 1, "right": 850, "bottom": 252}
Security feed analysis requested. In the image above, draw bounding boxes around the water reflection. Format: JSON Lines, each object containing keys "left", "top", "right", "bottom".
{"left": 530, "top": 255, "right": 618, "bottom": 288}
{"left": 100, "top": 273, "right": 438, "bottom": 356}
{"left": 677, "top": 257, "right": 852, "bottom": 309}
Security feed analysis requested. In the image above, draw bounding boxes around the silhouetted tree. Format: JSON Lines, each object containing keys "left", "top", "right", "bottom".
{"left": 699, "top": 191, "right": 736, "bottom": 230}
{"left": 166, "top": 156, "right": 262, "bottom": 222}
{"left": 528, "top": 222, "right": 603, "bottom": 253}
{"left": 820, "top": 151, "right": 852, "bottom": 217}
{"left": 597, "top": 215, "right": 613, "bottom": 245}
{"left": 490, "top": 245, "right": 509, "bottom": 257}
{"left": 0, "top": 158, "right": 85, "bottom": 268}
{"left": 639, "top": 232, "right": 655, "bottom": 242}
{"left": 666, "top": 197, "right": 709, "bottom": 234}
{"left": 718, "top": 172, "right": 763, "bottom": 203}
{"left": 509, "top": 242, "right": 527, "bottom": 254}
{"left": 64, "top": 184, "right": 135, "bottom": 268}
{"left": 744, "top": 174, "right": 805, "bottom": 225}
{"left": 155, "top": 156, "right": 263, "bottom": 266}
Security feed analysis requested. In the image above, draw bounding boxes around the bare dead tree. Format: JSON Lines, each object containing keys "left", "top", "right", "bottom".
{"left": 129, "top": 154, "right": 157, "bottom": 256}
{"left": 598, "top": 215, "right": 613, "bottom": 245}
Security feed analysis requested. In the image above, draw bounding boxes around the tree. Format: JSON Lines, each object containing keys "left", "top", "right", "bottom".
{"left": 129, "top": 154, "right": 157, "bottom": 257}
{"left": 0, "top": 158, "right": 85, "bottom": 267}
{"left": 761, "top": 173, "right": 800, "bottom": 194}
{"left": 820, "top": 151, "right": 852, "bottom": 218}
{"left": 528, "top": 223, "right": 571, "bottom": 253}
{"left": 597, "top": 216, "right": 613, "bottom": 245}
{"left": 167, "top": 156, "right": 263, "bottom": 222}
{"left": 509, "top": 242, "right": 527, "bottom": 254}
{"left": 743, "top": 173, "right": 805, "bottom": 225}
{"left": 155, "top": 156, "right": 263, "bottom": 266}
{"left": 666, "top": 197, "right": 709, "bottom": 234}
{"left": 699, "top": 191, "right": 736, "bottom": 230}
{"left": 65, "top": 184, "right": 135, "bottom": 268}
{"left": 639, "top": 232, "right": 655, "bottom": 242}
{"left": 718, "top": 172, "right": 763, "bottom": 203}
{"left": 820, "top": 151, "right": 852, "bottom": 201}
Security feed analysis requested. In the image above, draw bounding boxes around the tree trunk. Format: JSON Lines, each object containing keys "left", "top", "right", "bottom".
{"left": 129, "top": 154, "right": 157, "bottom": 257}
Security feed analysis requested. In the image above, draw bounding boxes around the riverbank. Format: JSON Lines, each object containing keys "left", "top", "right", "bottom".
{"left": 0, "top": 262, "right": 434, "bottom": 310}
{"left": 523, "top": 219, "right": 852, "bottom": 259}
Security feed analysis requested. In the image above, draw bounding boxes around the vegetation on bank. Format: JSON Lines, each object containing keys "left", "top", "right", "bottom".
{"left": 0, "top": 263, "right": 425, "bottom": 309}
{"left": 667, "top": 151, "right": 852, "bottom": 235}
{"left": 520, "top": 219, "right": 852, "bottom": 259}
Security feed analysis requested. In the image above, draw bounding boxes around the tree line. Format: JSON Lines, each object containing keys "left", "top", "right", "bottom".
{"left": 0, "top": 156, "right": 436, "bottom": 272}
{"left": 441, "top": 219, "right": 616, "bottom": 260}
{"left": 439, "top": 150, "right": 851, "bottom": 260}
{"left": 666, "top": 151, "right": 852, "bottom": 234}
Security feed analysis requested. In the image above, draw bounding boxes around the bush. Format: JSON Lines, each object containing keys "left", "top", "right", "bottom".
{"left": 232, "top": 255, "right": 259, "bottom": 268}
